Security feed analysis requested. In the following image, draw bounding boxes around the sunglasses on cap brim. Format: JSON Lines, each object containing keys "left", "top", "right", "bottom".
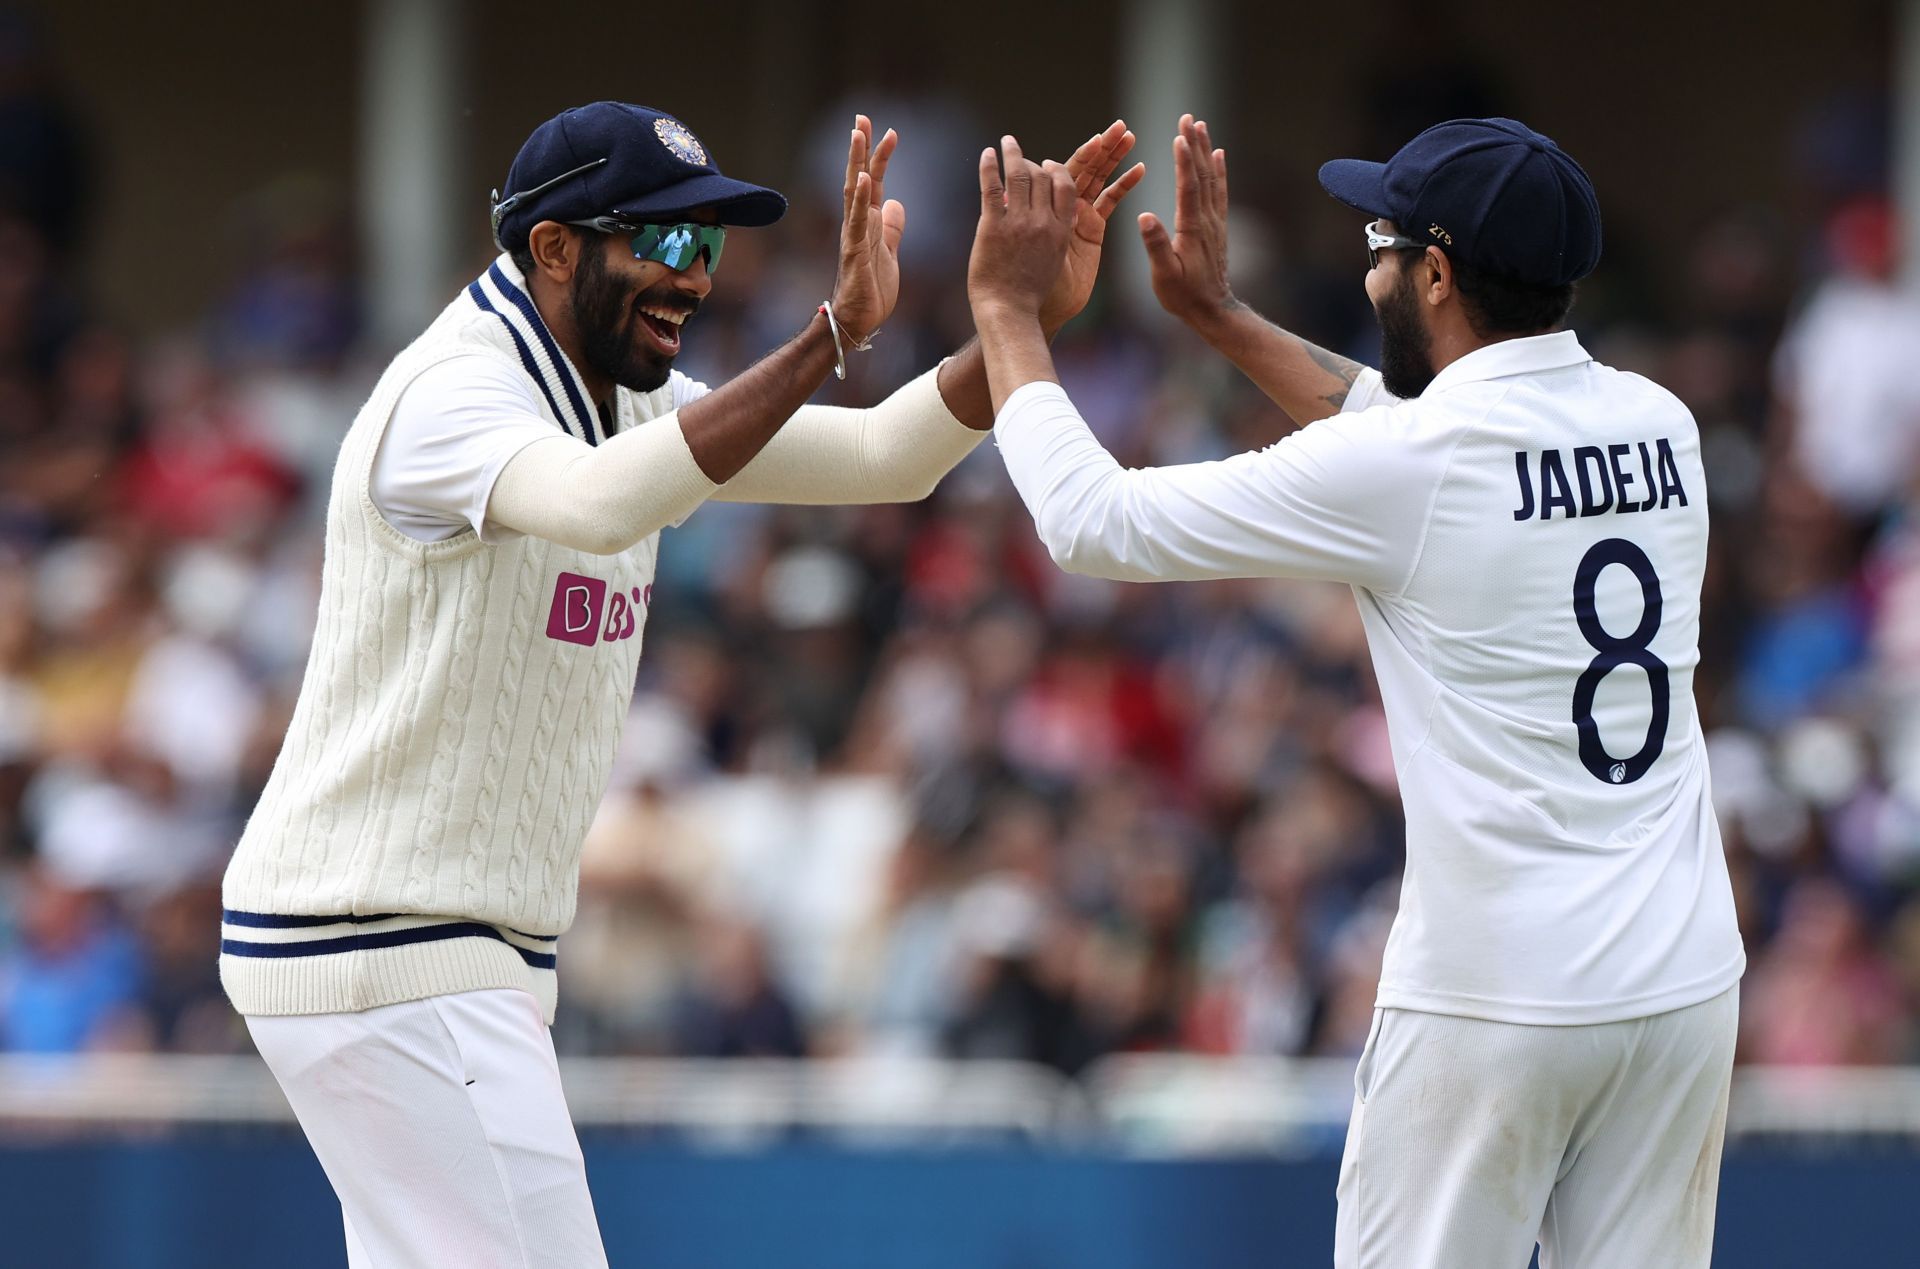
{"left": 571, "top": 216, "right": 726, "bottom": 275}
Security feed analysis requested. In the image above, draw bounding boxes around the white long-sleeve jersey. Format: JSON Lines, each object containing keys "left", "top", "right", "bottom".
{"left": 995, "top": 331, "right": 1744, "bottom": 1025}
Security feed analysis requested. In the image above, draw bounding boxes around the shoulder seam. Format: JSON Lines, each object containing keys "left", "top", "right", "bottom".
{"left": 1382, "top": 383, "right": 1512, "bottom": 599}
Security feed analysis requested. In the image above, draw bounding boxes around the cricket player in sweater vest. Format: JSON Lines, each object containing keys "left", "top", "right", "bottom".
{"left": 220, "top": 102, "right": 1143, "bottom": 1267}
{"left": 968, "top": 118, "right": 1744, "bottom": 1267}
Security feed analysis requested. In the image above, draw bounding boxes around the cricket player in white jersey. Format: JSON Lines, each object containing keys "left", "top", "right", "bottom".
{"left": 967, "top": 117, "right": 1745, "bottom": 1267}
{"left": 218, "top": 101, "right": 1142, "bottom": 1268}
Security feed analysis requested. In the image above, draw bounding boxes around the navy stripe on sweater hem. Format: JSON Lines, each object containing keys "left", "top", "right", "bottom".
{"left": 221, "top": 909, "right": 557, "bottom": 941}
{"left": 220, "top": 921, "right": 558, "bottom": 970}
{"left": 223, "top": 909, "right": 400, "bottom": 928}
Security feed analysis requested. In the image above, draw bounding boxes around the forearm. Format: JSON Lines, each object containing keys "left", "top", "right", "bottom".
{"left": 996, "top": 380, "right": 1376, "bottom": 585}
{"left": 488, "top": 422, "right": 718, "bottom": 555}
{"left": 677, "top": 309, "right": 839, "bottom": 481}
{"left": 1191, "top": 301, "right": 1365, "bottom": 427}
{"left": 996, "top": 381, "right": 1235, "bottom": 582}
{"left": 933, "top": 338, "right": 994, "bottom": 431}
{"left": 973, "top": 303, "right": 1061, "bottom": 416}
{"left": 933, "top": 304, "right": 1087, "bottom": 431}
{"left": 995, "top": 381, "right": 1137, "bottom": 579}
{"left": 712, "top": 365, "right": 986, "bottom": 505}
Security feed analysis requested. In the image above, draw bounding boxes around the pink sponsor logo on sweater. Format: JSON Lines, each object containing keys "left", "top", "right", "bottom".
{"left": 546, "top": 572, "right": 650, "bottom": 647}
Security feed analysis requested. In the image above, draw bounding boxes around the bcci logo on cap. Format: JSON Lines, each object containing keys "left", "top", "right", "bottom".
{"left": 654, "top": 117, "right": 707, "bottom": 167}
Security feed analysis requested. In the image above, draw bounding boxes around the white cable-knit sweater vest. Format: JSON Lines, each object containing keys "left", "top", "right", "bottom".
{"left": 221, "top": 256, "right": 670, "bottom": 1022}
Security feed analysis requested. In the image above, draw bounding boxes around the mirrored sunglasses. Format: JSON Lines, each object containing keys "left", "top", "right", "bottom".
{"left": 574, "top": 217, "right": 726, "bottom": 275}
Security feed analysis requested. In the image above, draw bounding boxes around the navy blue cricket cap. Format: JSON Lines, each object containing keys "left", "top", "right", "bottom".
{"left": 1318, "top": 117, "right": 1601, "bottom": 287}
{"left": 491, "top": 102, "right": 787, "bottom": 251}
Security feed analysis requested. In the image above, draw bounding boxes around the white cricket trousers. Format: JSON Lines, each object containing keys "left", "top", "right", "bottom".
{"left": 1334, "top": 987, "right": 1737, "bottom": 1269}
{"left": 246, "top": 988, "right": 609, "bottom": 1269}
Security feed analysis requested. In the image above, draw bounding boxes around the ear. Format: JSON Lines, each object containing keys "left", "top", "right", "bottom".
{"left": 1423, "top": 246, "right": 1454, "bottom": 308}
{"left": 526, "top": 221, "right": 581, "bottom": 283}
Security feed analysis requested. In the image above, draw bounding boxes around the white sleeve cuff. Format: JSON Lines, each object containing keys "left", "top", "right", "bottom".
{"left": 994, "top": 379, "right": 1075, "bottom": 438}
{"left": 709, "top": 365, "right": 985, "bottom": 506}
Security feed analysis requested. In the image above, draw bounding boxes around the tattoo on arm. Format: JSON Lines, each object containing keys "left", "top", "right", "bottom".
{"left": 1209, "top": 304, "right": 1368, "bottom": 426}
{"left": 1300, "top": 337, "right": 1363, "bottom": 411}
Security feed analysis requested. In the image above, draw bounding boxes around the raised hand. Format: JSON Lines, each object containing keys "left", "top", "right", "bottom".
{"left": 968, "top": 136, "right": 1079, "bottom": 323}
{"left": 831, "top": 115, "right": 907, "bottom": 345}
{"left": 1139, "top": 114, "right": 1235, "bottom": 330}
{"left": 1039, "top": 120, "right": 1148, "bottom": 337}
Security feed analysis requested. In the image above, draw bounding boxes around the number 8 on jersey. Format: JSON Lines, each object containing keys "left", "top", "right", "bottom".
{"left": 1570, "top": 538, "right": 1669, "bottom": 785}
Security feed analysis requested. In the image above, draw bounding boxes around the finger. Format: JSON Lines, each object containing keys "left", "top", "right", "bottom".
{"left": 1014, "top": 158, "right": 1050, "bottom": 213}
{"left": 1197, "top": 127, "right": 1224, "bottom": 220}
{"left": 1066, "top": 129, "right": 1108, "bottom": 197}
{"left": 1213, "top": 148, "right": 1229, "bottom": 211}
{"left": 881, "top": 198, "right": 906, "bottom": 255}
{"left": 1138, "top": 210, "right": 1177, "bottom": 271}
{"left": 1042, "top": 157, "right": 1068, "bottom": 212}
{"left": 843, "top": 124, "right": 869, "bottom": 217}
{"left": 1188, "top": 118, "right": 1218, "bottom": 216}
{"left": 1002, "top": 135, "right": 1032, "bottom": 207}
{"left": 869, "top": 127, "right": 899, "bottom": 205}
{"left": 1075, "top": 119, "right": 1128, "bottom": 199}
{"left": 1071, "top": 119, "right": 1130, "bottom": 194}
{"left": 847, "top": 170, "right": 872, "bottom": 247}
{"left": 1094, "top": 120, "right": 1132, "bottom": 182}
{"left": 978, "top": 146, "right": 1005, "bottom": 214}
{"left": 1040, "top": 161, "right": 1069, "bottom": 219}
{"left": 1172, "top": 134, "right": 1199, "bottom": 233}
{"left": 1049, "top": 164, "right": 1078, "bottom": 221}
{"left": 1092, "top": 161, "right": 1147, "bottom": 220}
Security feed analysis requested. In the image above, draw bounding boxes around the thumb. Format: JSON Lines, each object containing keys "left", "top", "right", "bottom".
{"left": 978, "top": 147, "right": 1005, "bottom": 213}
{"left": 882, "top": 199, "right": 907, "bottom": 254}
{"left": 1138, "top": 211, "right": 1175, "bottom": 265}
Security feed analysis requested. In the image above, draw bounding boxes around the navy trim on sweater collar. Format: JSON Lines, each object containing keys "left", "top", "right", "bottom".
{"left": 465, "top": 255, "right": 603, "bottom": 445}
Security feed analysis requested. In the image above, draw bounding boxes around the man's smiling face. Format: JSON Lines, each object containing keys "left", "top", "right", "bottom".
{"left": 568, "top": 207, "right": 718, "bottom": 393}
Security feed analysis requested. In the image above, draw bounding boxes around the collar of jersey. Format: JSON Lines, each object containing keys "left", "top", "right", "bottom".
{"left": 465, "top": 253, "right": 603, "bottom": 446}
{"left": 1423, "top": 329, "right": 1592, "bottom": 397}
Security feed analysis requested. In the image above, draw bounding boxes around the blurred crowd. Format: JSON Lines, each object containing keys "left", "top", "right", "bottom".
{"left": 5, "top": 36, "right": 1920, "bottom": 1074}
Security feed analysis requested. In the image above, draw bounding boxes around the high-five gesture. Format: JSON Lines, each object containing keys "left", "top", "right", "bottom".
{"left": 831, "top": 115, "right": 907, "bottom": 345}
{"left": 1040, "top": 120, "right": 1148, "bottom": 336}
{"left": 1139, "top": 114, "right": 1235, "bottom": 330}
{"left": 968, "top": 136, "right": 1079, "bottom": 321}
{"left": 968, "top": 136, "right": 1080, "bottom": 413}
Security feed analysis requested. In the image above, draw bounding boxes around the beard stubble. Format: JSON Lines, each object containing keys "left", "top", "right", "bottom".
{"left": 1376, "top": 261, "right": 1438, "bottom": 400}
{"left": 570, "top": 235, "right": 695, "bottom": 394}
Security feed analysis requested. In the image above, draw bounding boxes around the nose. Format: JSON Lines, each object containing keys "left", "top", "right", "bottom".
{"left": 673, "top": 254, "right": 713, "bottom": 300}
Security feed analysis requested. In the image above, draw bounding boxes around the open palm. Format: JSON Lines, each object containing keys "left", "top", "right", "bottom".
{"left": 1039, "top": 120, "right": 1146, "bottom": 337}
{"left": 1138, "top": 115, "right": 1233, "bottom": 328}
{"left": 832, "top": 115, "right": 906, "bottom": 344}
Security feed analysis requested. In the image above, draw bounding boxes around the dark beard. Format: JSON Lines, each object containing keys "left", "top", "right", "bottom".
{"left": 1376, "top": 264, "right": 1437, "bottom": 399}
{"left": 570, "top": 235, "right": 696, "bottom": 393}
